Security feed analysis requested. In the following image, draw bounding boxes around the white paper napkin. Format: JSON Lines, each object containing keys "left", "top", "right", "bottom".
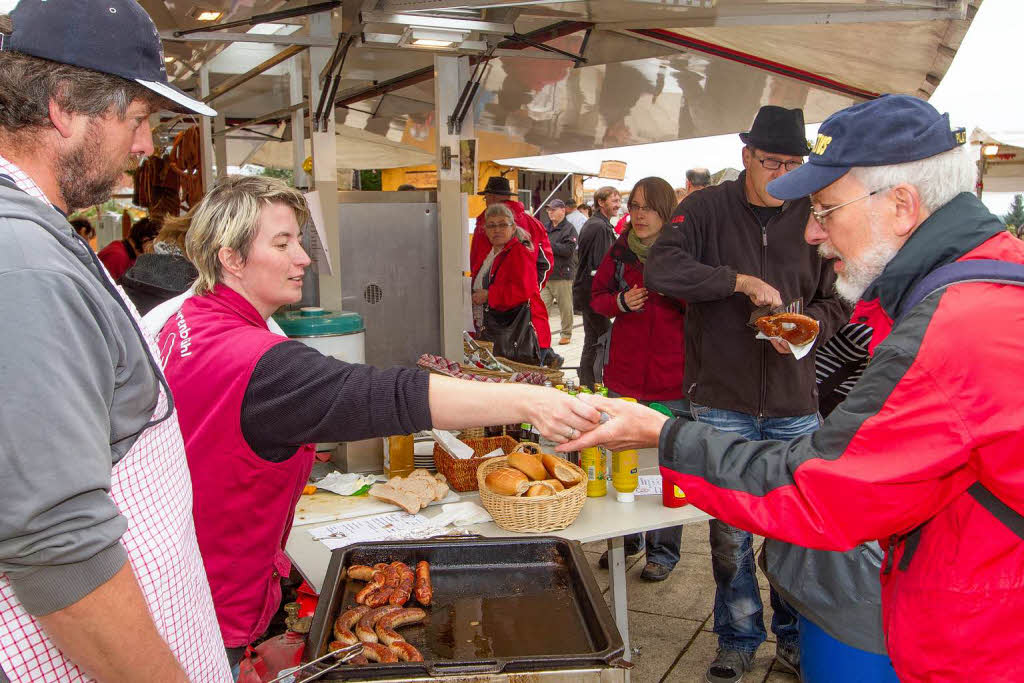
{"left": 755, "top": 331, "right": 816, "bottom": 360}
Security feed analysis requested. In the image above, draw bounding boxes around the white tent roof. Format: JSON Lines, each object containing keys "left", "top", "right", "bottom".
{"left": 495, "top": 155, "right": 600, "bottom": 176}
{"left": 972, "top": 127, "right": 1024, "bottom": 195}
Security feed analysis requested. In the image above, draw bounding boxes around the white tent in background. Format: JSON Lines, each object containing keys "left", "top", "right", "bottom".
{"left": 972, "top": 128, "right": 1024, "bottom": 196}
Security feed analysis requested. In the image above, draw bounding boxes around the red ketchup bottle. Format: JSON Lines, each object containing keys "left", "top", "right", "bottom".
{"left": 648, "top": 404, "right": 690, "bottom": 509}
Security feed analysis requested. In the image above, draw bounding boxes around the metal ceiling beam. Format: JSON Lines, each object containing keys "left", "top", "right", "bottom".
{"left": 599, "top": 4, "right": 966, "bottom": 30}
{"left": 172, "top": 1, "right": 341, "bottom": 37}
{"left": 359, "top": 11, "right": 513, "bottom": 33}
{"left": 161, "top": 31, "right": 337, "bottom": 47}
{"left": 203, "top": 44, "right": 308, "bottom": 103}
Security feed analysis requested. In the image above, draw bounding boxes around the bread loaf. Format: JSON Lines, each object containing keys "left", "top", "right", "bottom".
{"left": 524, "top": 482, "right": 557, "bottom": 497}
{"left": 508, "top": 452, "right": 547, "bottom": 481}
{"left": 538, "top": 478, "right": 565, "bottom": 492}
{"left": 542, "top": 454, "right": 581, "bottom": 486}
{"left": 484, "top": 467, "right": 529, "bottom": 496}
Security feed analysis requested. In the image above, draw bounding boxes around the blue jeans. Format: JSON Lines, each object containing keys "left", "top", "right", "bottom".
{"left": 691, "top": 404, "right": 819, "bottom": 654}
{"left": 622, "top": 398, "right": 691, "bottom": 568}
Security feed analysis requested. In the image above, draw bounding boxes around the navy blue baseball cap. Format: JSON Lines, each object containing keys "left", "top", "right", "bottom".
{"left": 6, "top": 0, "right": 216, "bottom": 117}
{"left": 767, "top": 94, "right": 966, "bottom": 200}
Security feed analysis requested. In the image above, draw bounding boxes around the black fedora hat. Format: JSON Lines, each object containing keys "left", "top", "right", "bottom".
{"left": 739, "top": 106, "right": 811, "bottom": 156}
{"left": 478, "top": 176, "right": 516, "bottom": 196}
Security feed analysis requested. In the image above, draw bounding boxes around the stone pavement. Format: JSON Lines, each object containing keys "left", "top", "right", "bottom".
{"left": 548, "top": 311, "right": 799, "bottom": 683}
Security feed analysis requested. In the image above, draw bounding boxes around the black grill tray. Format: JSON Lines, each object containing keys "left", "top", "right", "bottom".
{"left": 305, "top": 536, "right": 626, "bottom": 679}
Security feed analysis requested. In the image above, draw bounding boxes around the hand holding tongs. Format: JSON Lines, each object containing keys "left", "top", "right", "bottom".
{"left": 747, "top": 297, "right": 804, "bottom": 329}
{"left": 267, "top": 642, "right": 364, "bottom": 683}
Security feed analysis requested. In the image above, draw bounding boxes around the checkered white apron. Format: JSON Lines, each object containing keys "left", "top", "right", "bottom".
{"left": 0, "top": 282, "right": 232, "bottom": 682}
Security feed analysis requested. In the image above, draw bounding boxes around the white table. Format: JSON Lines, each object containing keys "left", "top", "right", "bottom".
{"left": 285, "top": 448, "right": 711, "bottom": 665}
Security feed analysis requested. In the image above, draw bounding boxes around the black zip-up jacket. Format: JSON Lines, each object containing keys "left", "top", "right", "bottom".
{"left": 546, "top": 218, "right": 578, "bottom": 281}
{"left": 645, "top": 172, "right": 846, "bottom": 416}
{"left": 573, "top": 212, "right": 616, "bottom": 311}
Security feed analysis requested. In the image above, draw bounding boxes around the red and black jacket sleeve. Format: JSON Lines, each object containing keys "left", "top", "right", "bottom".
{"left": 658, "top": 295, "right": 977, "bottom": 552}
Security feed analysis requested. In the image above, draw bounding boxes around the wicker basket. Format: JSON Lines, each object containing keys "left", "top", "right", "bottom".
{"left": 495, "top": 357, "right": 565, "bottom": 385}
{"left": 433, "top": 435, "right": 519, "bottom": 492}
{"left": 477, "top": 456, "right": 587, "bottom": 533}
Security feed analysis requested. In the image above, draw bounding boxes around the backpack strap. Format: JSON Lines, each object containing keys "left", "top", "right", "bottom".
{"left": 890, "top": 259, "right": 1024, "bottom": 572}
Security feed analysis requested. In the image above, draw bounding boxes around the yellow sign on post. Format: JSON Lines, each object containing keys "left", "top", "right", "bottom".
{"left": 599, "top": 160, "right": 627, "bottom": 181}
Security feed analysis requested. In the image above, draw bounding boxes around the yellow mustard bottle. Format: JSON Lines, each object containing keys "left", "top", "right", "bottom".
{"left": 611, "top": 398, "right": 639, "bottom": 502}
{"left": 581, "top": 446, "right": 607, "bottom": 497}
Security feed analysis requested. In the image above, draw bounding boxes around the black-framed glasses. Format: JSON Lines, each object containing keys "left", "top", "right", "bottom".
{"left": 627, "top": 202, "right": 655, "bottom": 214}
{"left": 810, "top": 188, "right": 889, "bottom": 227}
{"left": 755, "top": 156, "right": 803, "bottom": 172}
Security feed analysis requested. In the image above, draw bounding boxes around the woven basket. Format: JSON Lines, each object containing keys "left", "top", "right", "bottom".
{"left": 433, "top": 435, "right": 519, "bottom": 492}
{"left": 477, "top": 456, "right": 587, "bottom": 533}
{"left": 496, "top": 357, "right": 565, "bottom": 385}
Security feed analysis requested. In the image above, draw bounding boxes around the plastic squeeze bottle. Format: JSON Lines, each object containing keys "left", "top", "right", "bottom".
{"left": 581, "top": 445, "right": 607, "bottom": 497}
{"left": 611, "top": 398, "right": 639, "bottom": 502}
{"left": 649, "top": 402, "right": 688, "bottom": 508}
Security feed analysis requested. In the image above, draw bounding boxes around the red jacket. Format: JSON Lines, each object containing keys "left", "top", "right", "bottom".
{"left": 97, "top": 239, "right": 136, "bottom": 281}
{"left": 659, "top": 194, "right": 1024, "bottom": 682}
{"left": 159, "top": 284, "right": 316, "bottom": 647}
{"left": 471, "top": 238, "right": 538, "bottom": 318}
{"left": 473, "top": 200, "right": 553, "bottom": 347}
{"left": 590, "top": 230, "right": 685, "bottom": 401}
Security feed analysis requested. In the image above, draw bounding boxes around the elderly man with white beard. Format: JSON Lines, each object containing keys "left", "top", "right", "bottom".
{"left": 560, "top": 94, "right": 1024, "bottom": 683}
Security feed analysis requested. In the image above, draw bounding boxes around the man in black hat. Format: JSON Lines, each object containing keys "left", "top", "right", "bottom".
{"left": 644, "top": 105, "right": 846, "bottom": 682}
{"left": 471, "top": 176, "right": 562, "bottom": 366}
{"left": 0, "top": 2, "right": 229, "bottom": 681}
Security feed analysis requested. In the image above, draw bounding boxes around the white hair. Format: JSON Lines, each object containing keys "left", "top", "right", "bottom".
{"left": 848, "top": 144, "right": 977, "bottom": 213}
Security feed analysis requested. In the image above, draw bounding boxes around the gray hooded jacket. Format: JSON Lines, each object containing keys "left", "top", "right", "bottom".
{"left": 0, "top": 182, "right": 166, "bottom": 621}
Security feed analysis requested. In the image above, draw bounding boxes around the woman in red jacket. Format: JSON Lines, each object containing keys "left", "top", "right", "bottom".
{"left": 471, "top": 203, "right": 541, "bottom": 362}
{"left": 590, "top": 176, "right": 687, "bottom": 582}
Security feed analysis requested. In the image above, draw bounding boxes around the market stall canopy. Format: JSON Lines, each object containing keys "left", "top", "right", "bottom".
{"left": 972, "top": 127, "right": 1024, "bottom": 194}
{"left": 494, "top": 155, "right": 600, "bottom": 176}
{"left": 245, "top": 122, "right": 435, "bottom": 169}
{"left": 144, "top": 0, "right": 979, "bottom": 160}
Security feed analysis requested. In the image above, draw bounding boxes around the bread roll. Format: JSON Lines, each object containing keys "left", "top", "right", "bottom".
{"left": 542, "top": 453, "right": 581, "bottom": 486}
{"left": 538, "top": 478, "right": 565, "bottom": 492}
{"left": 508, "top": 452, "right": 547, "bottom": 481}
{"left": 515, "top": 442, "right": 542, "bottom": 455}
{"left": 484, "top": 467, "right": 529, "bottom": 496}
{"left": 524, "top": 482, "right": 556, "bottom": 497}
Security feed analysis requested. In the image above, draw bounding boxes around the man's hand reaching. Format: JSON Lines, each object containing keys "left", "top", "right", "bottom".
{"left": 556, "top": 394, "right": 669, "bottom": 453}
{"left": 735, "top": 274, "right": 783, "bottom": 308}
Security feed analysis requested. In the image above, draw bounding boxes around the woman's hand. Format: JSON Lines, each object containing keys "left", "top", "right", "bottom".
{"left": 556, "top": 394, "right": 668, "bottom": 452}
{"left": 622, "top": 285, "right": 648, "bottom": 311}
{"left": 523, "top": 387, "right": 603, "bottom": 445}
{"left": 471, "top": 289, "right": 489, "bottom": 305}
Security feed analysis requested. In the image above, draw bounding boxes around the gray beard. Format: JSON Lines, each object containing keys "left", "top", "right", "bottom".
{"left": 827, "top": 240, "right": 900, "bottom": 305}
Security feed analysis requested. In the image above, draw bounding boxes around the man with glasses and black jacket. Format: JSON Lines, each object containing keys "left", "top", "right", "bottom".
{"left": 644, "top": 106, "right": 846, "bottom": 683}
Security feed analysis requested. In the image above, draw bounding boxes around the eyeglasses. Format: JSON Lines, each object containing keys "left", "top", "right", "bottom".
{"left": 810, "top": 188, "right": 889, "bottom": 227}
{"left": 484, "top": 222, "right": 513, "bottom": 230}
{"left": 755, "top": 156, "right": 803, "bottom": 172}
{"left": 627, "top": 202, "right": 655, "bottom": 214}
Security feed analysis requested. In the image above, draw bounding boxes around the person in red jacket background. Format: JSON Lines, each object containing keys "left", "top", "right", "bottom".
{"left": 590, "top": 176, "right": 687, "bottom": 583}
{"left": 472, "top": 176, "right": 561, "bottom": 367}
{"left": 97, "top": 216, "right": 159, "bottom": 281}
{"left": 471, "top": 203, "right": 541, "bottom": 355}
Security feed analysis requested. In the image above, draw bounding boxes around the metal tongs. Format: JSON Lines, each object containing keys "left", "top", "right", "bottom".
{"left": 267, "top": 642, "right": 364, "bottom": 683}
{"left": 747, "top": 297, "right": 804, "bottom": 329}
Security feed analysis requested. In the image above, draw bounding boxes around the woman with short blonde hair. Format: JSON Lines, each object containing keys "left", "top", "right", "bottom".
{"left": 143, "top": 175, "right": 600, "bottom": 669}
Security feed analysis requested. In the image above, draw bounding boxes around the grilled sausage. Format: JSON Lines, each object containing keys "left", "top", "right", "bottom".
{"left": 389, "top": 565, "right": 415, "bottom": 606}
{"left": 333, "top": 606, "right": 370, "bottom": 645}
{"left": 348, "top": 654, "right": 369, "bottom": 666}
{"left": 374, "top": 563, "right": 389, "bottom": 571}
{"left": 355, "top": 570, "right": 387, "bottom": 604}
{"left": 328, "top": 640, "right": 346, "bottom": 652}
{"left": 355, "top": 605, "right": 402, "bottom": 643}
{"left": 414, "top": 561, "right": 432, "bottom": 606}
{"left": 388, "top": 641, "right": 424, "bottom": 662}
{"left": 364, "top": 587, "right": 395, "bottom": 608}
{"left": 375, "top": 607, "right": 427, "bottom": 645}
{"left": 347, "top": 564, "right": 376, "bottom": 582}
{"left": 360, "top": 642, "right": 398, "bottom": 663}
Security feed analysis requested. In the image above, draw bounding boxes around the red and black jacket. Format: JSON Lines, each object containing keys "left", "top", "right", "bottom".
{"left": 658, "top": 193, "right": 1024, "bottom": 682}
{"left": 590, "top": 230, "right": 686, "bottom": 402}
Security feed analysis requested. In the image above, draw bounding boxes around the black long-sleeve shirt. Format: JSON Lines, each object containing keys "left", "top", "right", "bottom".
{"left": 241, "top": 341, "right": 433, "bottom": 462}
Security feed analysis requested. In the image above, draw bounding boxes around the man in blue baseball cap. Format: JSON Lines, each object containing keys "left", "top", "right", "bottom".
{"left": 560, "top": 94, "right": 1024, "bottom": 681}
{"left": 0, "top": 2, "right": 231, "bottom": 681}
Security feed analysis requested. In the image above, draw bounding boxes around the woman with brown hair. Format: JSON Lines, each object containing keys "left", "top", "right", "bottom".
{"left": 590, "top": 176, "right": 688, "bottom": 581}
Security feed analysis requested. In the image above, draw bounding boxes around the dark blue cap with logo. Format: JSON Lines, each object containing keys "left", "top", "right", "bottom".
{"left": 5, "top": 0, "right": 215, "bottom": 116}
{"left": 767, "top": 94, "right": 966, "bottom": 200}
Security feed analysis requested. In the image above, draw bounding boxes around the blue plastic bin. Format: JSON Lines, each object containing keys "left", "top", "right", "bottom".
{"left": 798, "top": 615, "right": 900, "bottom": 683}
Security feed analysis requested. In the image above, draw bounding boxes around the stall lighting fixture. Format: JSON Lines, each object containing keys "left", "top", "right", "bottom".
{"left": 192, "top": 9, "right": 225, "bottom": 22}
{"left": 982, "top": 144, "right": 1000, "bottom": 156}
{"left": 400, "top": 27, "right": 470, "bottom": 48}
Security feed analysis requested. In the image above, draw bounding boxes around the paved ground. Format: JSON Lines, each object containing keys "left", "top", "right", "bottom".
{"left": 548, "top": 311, "right": 799, "bottom": 683}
